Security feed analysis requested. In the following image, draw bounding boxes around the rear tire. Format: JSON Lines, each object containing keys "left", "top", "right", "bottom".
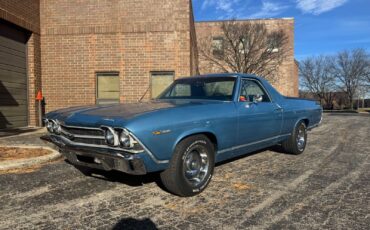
{"left": 282, "top": 121, "right": 307, "bottom": 155}
{"left": 160, "top": 135, "right": 215, "bottom": 197}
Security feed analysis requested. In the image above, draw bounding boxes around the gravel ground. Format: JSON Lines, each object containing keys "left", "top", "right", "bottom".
{"left": 0, "top": 114, "right": 369, "bottom": 230}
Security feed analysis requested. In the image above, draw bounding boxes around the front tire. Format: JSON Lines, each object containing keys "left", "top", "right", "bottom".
{"left": 160, "top": 135, "right": 215, "bottom": 197}
{"left": 282, "top": 121, "right": 307, "bottom": 155}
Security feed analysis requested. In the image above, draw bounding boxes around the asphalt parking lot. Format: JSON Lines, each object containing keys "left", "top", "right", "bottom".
{"left": 0, "top": 114, "right": 369, "bottom": 230}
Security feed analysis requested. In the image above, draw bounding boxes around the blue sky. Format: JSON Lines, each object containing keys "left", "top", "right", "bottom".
{"left": 192, "top": 0, "right": 370, "bottom": 60}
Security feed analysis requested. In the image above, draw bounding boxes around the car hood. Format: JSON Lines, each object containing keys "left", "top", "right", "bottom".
{"left": 46, "top": 100, "right": 224, "bottom": 127}
{"left": 82, "top": 101, "right": 178, "bottom": 117}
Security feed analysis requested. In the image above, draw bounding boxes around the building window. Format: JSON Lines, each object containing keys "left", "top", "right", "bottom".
{"left": 212, "top": 37, "right": 224, "bottom": 57}
{"left": 238, "top": 37, "right": 247, "bottom": 54}
{"left": 267, "top": 36, "right": 280, "bottom": 53}
{"left": 96, "top": 72, "right": 120, "bottom": 105}
{"left": 151, "top": 71, "right": 174, "bottom": 99}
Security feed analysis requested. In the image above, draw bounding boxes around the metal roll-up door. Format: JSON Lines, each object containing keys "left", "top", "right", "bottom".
{"left": 0, "top": 20, "right": 30, "bottom": 129}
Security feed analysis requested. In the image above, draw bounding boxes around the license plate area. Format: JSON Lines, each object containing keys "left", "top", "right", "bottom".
{"left": 76, "top": 155, "right": 97, "bottom": 164}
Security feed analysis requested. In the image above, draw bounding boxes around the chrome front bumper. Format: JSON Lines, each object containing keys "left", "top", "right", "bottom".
{"left": 41, "top": 134, "right": 147, "bottom": 175}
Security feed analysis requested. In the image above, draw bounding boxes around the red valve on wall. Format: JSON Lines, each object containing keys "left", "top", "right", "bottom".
{"left": 36, "top": 90, "right": 43, "bottom": 101}
{"left": 36, "top": 90, "right": 43, "bottom": 126}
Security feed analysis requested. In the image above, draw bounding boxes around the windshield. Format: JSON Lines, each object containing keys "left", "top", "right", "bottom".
{"left": 157, "top": 77, "right": 236, "bottom": 101}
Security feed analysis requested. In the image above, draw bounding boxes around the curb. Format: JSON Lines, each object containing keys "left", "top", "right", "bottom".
{"left": 0, "top": 145, "right": 62, "bottom": 171}
{"left": 0, "top": 128, "right": 47, "bottom": 140}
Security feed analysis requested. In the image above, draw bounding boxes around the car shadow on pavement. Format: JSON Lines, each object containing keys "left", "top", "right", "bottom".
{"left": 72, "top": 163, "right": 163, "bottom": 187}
{"left": 112, "top": 217, "right": 157, "bottom": 230}
{"left": 215, "top": 145, "right": 290, "bottom": 167}
{"left": 267, "top": 145, "right": 294, "bottom": 154}
{"left": 71, "top": 145, "right": 292, "bottom": 194}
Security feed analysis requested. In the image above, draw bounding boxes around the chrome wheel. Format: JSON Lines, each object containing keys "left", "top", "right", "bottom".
{"left": 183, "top": 147, "right": 209, "bottom": 187}
{"left": 296, "top": 124, "right": 306, "bottom": 151}
{"left": 160, "top": 135, "right": 215, "bottom": 196}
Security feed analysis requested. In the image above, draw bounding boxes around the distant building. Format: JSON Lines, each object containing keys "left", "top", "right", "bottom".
{"left": 298, "top": 91, "right": 370, "bottom": 109}
{"left": 195, "top": 19, "right": 298, "bottom": 97}
{"left": 0, "top": 1, "right": 297, "bottom": 129}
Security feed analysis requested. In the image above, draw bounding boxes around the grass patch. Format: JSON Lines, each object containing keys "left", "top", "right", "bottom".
{"left": 357, "top": 108, "right": 370, "bottom": 113}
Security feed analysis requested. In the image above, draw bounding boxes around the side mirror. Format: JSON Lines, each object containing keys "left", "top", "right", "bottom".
{"left": 253, "top": 94, "right": 263, "bottom": 103}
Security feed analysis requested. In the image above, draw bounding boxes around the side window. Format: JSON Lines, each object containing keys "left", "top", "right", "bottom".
{"left": 96, "top": 72, "right": 120, "bottom": 105}
{"left": 240, "top": 79, "right": 270, "bottom": 102}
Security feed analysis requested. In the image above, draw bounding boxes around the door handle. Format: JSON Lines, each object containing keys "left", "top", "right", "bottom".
{"left": 245, "top": 102, "right": 257, "bottom": 108}
{"left": 274, "top": 104, "right": 283, "bottom": 112}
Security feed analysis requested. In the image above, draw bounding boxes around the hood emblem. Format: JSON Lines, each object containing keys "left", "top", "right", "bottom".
{"left": 103, "top": 118, "right": 115, "bottom": 121}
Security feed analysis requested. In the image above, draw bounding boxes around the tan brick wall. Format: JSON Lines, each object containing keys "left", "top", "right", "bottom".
{"left": 195, "top": 19, "right": 298, "bottom": 97}
{"left": 0, "top": 0, "right": 42, "bottom": 126}
{"left": 0, "top": 0, "right": 40, "bottom": 33}
{"left": 40, "top": 0, "right": 196, "bottom": 112}
{"left": 1, "top": 1, "right": 297, "bottom": 129}
{"left": 293, "top": 60, "right": 299, "bottom": 96}
{"left": 189, "top": 2, "right": 199, "bottom": 75}
{"left": 27, "top": 33, "right": 42, "bottom": 126}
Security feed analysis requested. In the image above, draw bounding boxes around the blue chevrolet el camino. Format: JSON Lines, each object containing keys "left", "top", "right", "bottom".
{"left": 43, "top": 73, "right": 322, "bottom": 196}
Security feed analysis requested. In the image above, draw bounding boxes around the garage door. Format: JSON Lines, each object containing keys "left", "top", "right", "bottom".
{"left": 0, "top": 20, "right": 29, "bottom": 129}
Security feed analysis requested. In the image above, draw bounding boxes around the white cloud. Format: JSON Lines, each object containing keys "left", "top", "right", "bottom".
{"left": 201, "top": 0, "right": 212, "bottom": 10}
{"left": 249, "top": 1, "right": 288, "bottom": 18}
{"left": 296, "top": 0, "right": 348, "bottom": 15}
{"left": 201, "top": 0, "right": 241, "bottom": 15}
{"left": 201, "top": 0, "right": 288, "bottom": 19}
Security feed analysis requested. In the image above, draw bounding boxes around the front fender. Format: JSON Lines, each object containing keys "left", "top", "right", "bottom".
{"left": 172, "top": 127, "right": 218, "bottom": 153}
{"left": 130, "top": 122, "right": 217, "bottom": 163}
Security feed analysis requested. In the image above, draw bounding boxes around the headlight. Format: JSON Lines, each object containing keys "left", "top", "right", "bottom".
{"left": 119, "top": 130, "right": 132, "bottom": 148}
{"left": 46, "top": 119, "right": 60, "bottom": 134}
{"left": 102, "top": 126, "right": 142, "bottom": 150}
{"left": 104, "top": 128, "right": 116, "bottom": 146}
{"left": 52, "top": 120, "right": 61, "bottom": 134}
{"left": 46, "top": 120, "right": 54, "bottom": 133}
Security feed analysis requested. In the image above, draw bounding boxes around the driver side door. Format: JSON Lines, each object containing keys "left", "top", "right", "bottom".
{"left": 235, "top": 78, "right": 283, "bottom": 156}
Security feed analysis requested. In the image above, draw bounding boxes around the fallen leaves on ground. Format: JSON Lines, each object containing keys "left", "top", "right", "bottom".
{"left": 232, "top": 182, "right": 253, "bottom": 190}
{"left": 0, "top": 158, "right": 63, "bottom": 175}
{"left": 0, "top": 147, "right": 51, "bottom": 161}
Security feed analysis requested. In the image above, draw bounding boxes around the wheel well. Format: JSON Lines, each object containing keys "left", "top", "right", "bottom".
{"left": 302, "top": 119, "right": 309, "bottom": 127}
{"left": 180, "top": 132, "right": 218, "bottom": 152}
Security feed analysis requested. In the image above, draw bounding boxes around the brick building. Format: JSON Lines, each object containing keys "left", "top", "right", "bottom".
{"left": 0, "top": 0, "right": 41, "bottom": 129}
{"left": 0, "top": 0, "right": 297, "bottom": 129}
{"left": 195, "top": 19, "right": 298, "bottom": 97}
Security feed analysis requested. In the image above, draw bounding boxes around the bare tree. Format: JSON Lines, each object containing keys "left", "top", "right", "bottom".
{"left": 299, "top": 55, "right": 336, "bottom": 108}
{"left": 198, "top": 20, "right": 290, "bottom": 82}
{"left": 332, "top": 49, "right": 369, "bottom": 109}
{"left": 364, "top": 58, "right": 370, "bottom": 85}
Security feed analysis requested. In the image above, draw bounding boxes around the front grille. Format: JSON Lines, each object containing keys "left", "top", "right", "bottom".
{"left": 73, "top": 137, "right": 106, "bottom": 145}
{"left": 61, "top": 125, "right": 104, "bottom": 136}
{"left": 60, "top": 125, "right": 106, "bottom": 146}
{"left": 57, "top": 124, "right": 144, "bottom": 153}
